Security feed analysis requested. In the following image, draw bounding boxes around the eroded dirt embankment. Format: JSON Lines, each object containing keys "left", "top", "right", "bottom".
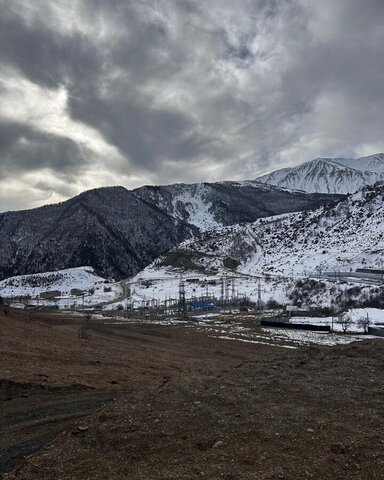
{"left": 1, "top": 308, "right": 384, "bottom": 479}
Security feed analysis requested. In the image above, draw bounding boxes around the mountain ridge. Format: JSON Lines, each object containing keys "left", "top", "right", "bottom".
{"left": 0, "top": 181, "right": 342, "bottom": 280}
{"left": 132, "top": 180, "right": 339, "bottom": 230}
{"left": 256, "top": 153, "right": 384, "bottom": 194}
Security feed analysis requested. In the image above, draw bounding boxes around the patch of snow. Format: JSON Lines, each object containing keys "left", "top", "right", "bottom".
{"left": 171, "top": 185, "right": 221, "bottom": 230}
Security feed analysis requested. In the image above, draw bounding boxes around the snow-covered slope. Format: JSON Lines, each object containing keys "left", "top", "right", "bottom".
{"left": 136, "top": 183, "right": 222, "bottom": 230}
{"left": 256, "top": 153, "right": 384, "bottom": 194}
{"left": 152, "top": 181, "right": 384, "bottom": 277}
{"left": 0, "top": 266, "right": 115, "bottom": 298}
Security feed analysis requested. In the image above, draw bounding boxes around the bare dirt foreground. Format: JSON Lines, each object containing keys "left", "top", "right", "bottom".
{"left": 1, "top": 309, "right": 384, "bottom": 479}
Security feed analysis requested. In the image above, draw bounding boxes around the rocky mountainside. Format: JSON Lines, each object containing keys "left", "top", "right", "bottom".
{"left": 0, "top": 187, "right": 195, "bottom": 281}
{"left": 133, "top": 181, "right": 342, "bottom": 231}
{"left": 0, "top": 183, "right": 342, "bottom": 280}
{"left": 256, "top": 153, "right": 384, "bottom": 194}
{"left": 154, "top": 181, "right": 384, "bottom": 277}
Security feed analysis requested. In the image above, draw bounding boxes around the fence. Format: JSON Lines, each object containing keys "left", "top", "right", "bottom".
{"left": 368, "top": 326, "right": 384, "bottom": 338}
{"left": 260, "top": 316, "right": 290, "bottom": 324}
{"left": 261, "top": 320, "right": 330, "bottom": 332}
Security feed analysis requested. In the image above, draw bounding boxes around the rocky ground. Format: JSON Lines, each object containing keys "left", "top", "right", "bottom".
{"left": 1, "top": 308, "right": 384, "bottom": 479}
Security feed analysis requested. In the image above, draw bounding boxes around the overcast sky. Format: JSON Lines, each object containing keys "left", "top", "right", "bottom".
{"left": 1, "top": 0, "right": 384, "bottom": 211}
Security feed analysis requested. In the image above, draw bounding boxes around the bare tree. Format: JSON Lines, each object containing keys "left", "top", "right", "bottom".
{"left": 337, "top": 313, "right": 353, "bottom": 333}
{"left": 357, "top": 314, "right": 370, "bottom": 334}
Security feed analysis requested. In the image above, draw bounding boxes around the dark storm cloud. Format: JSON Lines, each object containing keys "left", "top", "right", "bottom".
{"left": 0, "top": 8, "right": 103, "bottom": 90}
{"left": 0, "top": 123, "right": 86, "bottom": 176}
{"left": 0, "top": 0, "right": 384, "bottom": 210}
{"left": 0, "top": 122, "right": 26, "bottom": 154}
{"left": 68, "top": 93, "right": 199, "bottom": 170}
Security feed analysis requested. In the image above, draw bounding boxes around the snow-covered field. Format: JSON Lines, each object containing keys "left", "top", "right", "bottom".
{"left": 186, "top": 313, "right": 381, "bottom": 348}
{"left": 290, "top": 308, "right": 384, "bottom": 333}
{"left": 0, "top": 267, "right": 123, "bottom": 308}
{"left": 210, "top": 327, "right": 376, "bottom": 348}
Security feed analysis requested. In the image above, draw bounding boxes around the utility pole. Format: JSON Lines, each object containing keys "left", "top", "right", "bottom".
{"left": 220, "top": 277, "right": 224, "bottom": 302}
{"left": 178, "top": 278, "right": 188, "bottom": 320}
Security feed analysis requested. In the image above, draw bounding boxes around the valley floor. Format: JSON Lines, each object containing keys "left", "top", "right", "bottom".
{"left": 1, "top": 309, "right": 384, "bottom": 479}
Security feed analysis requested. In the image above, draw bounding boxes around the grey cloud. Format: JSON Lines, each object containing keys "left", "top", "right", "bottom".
{"left": 0, "top": 9, "right": 103, "bottom": 91}
{"left": 32, "top": 179, "right": 78, "bottom": 200}
{"left": 0, "top": 123, "right": 88, "bottom": 175}
{"left": 1, "top": 0, "right": 384, "bottom": 210}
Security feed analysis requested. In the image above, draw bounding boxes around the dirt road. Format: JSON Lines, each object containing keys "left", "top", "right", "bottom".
{"left": 1, "top": 308, "right": 384, "bottom": 479}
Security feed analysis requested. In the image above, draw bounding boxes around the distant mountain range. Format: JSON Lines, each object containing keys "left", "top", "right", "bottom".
{"left": 0, "top": 182, "right": 341, "bottom": 280}
{"left": 256, "top": 153, "right": 384, "bottom": 194}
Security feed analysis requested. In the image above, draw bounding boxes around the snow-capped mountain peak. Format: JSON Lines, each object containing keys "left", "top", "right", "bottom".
{"left": 256, "top": 153, "right": 384, "bottom": 194}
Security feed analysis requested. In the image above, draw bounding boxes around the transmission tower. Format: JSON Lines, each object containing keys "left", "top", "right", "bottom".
{"left": 178, "top": 278, "right": 188, "bottom": 320}
{"left": 224, "top": 274, "right": 229, "bottom": 302}
{"left": 257, "top": 278, "right": 262, "bottom": 309}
